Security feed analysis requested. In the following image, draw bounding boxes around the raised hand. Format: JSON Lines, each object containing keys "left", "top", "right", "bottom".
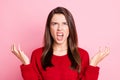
{"left": 90, "top": 47, "right": 110, "bottom": 66}
{"left": 11, "top": 44, "right": 30, "bottom": 65}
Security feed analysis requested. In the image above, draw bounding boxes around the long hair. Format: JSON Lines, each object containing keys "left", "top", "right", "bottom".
{"left": 41, "top": 7, "right": 81, "bottom": 72}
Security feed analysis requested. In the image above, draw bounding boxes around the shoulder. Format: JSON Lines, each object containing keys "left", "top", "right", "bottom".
{"left": 77, "top": 47, "right": 89, "bottom": 59}
{"left": 31, "top": 47, "right": 44, "bottom": 57}
{"left": 78, "top": 47, "right": 88, "bottom": 54}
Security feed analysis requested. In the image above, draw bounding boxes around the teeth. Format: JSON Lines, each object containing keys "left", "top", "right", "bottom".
{"left": 57, "top": 34, "right": 63, "bottom": 36}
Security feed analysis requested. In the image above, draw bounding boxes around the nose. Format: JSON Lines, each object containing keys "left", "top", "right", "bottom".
{"left": 57, "top": 24, "right": 62, "bottom": 31}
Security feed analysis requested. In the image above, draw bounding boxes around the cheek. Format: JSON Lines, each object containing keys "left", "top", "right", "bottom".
{"left": 50, "top": 27, "right": 56, "bottom": 37}
{"left": 65, "top": 28, "right": 69, "bottom": 37}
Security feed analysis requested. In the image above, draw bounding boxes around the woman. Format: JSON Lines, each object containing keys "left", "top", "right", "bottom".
{"left": 11, "top": 7, "right": 110, "bottom": 80}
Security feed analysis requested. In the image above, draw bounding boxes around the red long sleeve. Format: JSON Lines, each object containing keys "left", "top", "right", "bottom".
{"left": 20, "top": 47, "right": 99, "bottom": 80}
{"left": 78, "top": 48, "right": 99, "bottom": 80}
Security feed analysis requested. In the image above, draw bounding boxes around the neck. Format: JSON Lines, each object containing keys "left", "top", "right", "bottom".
{"left": 53, "top": 42, "right": 68, "bottom": 51}
{"left": 52, "top": 41, "right": 68, "bottom": 56}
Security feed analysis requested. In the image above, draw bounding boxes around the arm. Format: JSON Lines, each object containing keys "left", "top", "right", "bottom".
{"left": 90, "top": 47, "right": 110, "bottom": 66}
{"left": 11, "top": 44, "right": 42, "bottom": 80}
{"left": 79, "top": 47, "right": 110, "bottom": 80}
{"left": 20, "top": 51, "right": 43, "bottom": 80}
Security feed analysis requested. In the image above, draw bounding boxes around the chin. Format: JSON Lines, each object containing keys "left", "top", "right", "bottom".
{"left": 55, "top": 40, "right": 65, "bottom": 45}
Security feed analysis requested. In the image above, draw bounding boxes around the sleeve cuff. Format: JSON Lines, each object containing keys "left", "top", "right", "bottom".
{"left": 87, "top": 65, "right": 100, "bottom": 73}
{"left": 20, "top": 64, "right": 33, "bottom": 71}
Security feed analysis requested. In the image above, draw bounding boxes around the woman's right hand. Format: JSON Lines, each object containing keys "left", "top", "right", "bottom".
{"left": 11, "top": 44, "right": 30, "bottom": 65}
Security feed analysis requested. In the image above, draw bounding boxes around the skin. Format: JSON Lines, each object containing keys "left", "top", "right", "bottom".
{"left": 11, "top": 14, "right": 110, "bottom": 66}
{"left": 11, "top": 44, "right": 30, "bottom": 65}
{"left": 50, "top": 14, "right": 69, "bottom": 56}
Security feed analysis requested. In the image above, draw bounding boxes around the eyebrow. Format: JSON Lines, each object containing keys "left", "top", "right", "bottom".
{"left": 51, "top": 21, "right": 57, "bottom": 23}
{"left": 50, "top": 22, "right": 58, "bottom": 24}
{"left": 51, "top": 21, "right": 67, "bottom": 23}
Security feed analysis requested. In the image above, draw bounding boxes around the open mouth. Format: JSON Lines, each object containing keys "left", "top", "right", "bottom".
{"left": 57, "top": 32, "right": 64, "bottom": 41}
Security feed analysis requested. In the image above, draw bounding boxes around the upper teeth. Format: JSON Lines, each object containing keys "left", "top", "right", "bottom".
{"left": 57, "top": 34, "right": 63, "bottom": 36}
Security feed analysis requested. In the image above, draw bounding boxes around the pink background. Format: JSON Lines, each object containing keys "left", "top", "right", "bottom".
{"left": 0, "top": 0, "right": 120, "bottom": 80}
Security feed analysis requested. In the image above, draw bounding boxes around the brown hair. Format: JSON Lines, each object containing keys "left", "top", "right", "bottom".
{"left": 41, "top": 7, "right": 81, "bottom": 72}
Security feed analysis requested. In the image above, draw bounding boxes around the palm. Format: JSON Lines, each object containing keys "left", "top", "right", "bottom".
{"left": 90, "top": 47, "right": 110, "bottom": 66}
{"left": 11, "top": 44, "right": 30, "bottom": 65}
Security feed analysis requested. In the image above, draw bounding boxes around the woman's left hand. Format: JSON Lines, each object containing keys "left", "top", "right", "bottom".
{"left": 90, "top": 47, "right": 110, "bottom": 66}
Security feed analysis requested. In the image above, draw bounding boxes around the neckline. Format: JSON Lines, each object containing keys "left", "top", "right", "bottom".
{"left": 52, "top": 53, "right": 68, "bottom": 57}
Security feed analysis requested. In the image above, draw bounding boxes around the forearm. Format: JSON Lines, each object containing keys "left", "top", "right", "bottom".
{"left": 80, "top": 65, "right": 100, "bottom": 80}
{"left": 20, "top": 64, "right": 39, "bottom": 80}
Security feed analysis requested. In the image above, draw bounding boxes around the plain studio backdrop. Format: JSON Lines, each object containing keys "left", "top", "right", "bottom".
{"left": 0, "top": 0, "right": 120, "bottom": 80}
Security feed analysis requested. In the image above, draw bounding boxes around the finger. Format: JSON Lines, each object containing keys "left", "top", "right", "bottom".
{"left": 11, "top": 44, "right": 19, "bottom": 55}
{"left": 11, "top": 44, "right": 23, "bottom": 60}
{"left": 100, "top": 47, "right": 110, "bottom": 59}
{"left": 16, "top": 44, "right": 25, "bottom": 59}
{"left": 18, "top": 44, "right": 26, "bottom": 62}
{"left": 18, "top": 44, "right": 24, "bottom": 57}
{"left": 105, "top": 47, "right": 110, "bottom": 54}
{"left": 11, "top": 44, "right": 15, "bottom": 53}
{"left": 18, "top": 44, "right": 21, "bottom": 51}
{"left": 18, "top": 44, "right": 25, "bottom": 58}
{"left": 102, "top": 47, "right": 110, "bottom": 55}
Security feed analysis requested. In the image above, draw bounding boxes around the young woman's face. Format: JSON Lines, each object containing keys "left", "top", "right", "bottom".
{"left": 50, "top": 14, "right": 69, "bottom": 45}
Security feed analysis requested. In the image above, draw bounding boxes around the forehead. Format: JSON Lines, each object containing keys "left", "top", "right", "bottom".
{"left": 51, "top": 14, "right": 67, "bottom": 22}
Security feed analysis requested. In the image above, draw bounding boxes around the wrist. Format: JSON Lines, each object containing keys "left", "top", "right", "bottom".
{"left": 90, "top": 62, "right": 98, "bottom": 67}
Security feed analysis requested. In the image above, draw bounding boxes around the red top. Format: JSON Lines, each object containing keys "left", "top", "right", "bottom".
{"left": 21, "top": 47, "right": 99, "bottom": 80}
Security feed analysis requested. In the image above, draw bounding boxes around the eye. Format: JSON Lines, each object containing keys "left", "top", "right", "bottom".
{"left": 63, "top": 22, "right": 68, "bottom": 25}
{"left": 51, "top": 22, "right": 58, "bottom": 26}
